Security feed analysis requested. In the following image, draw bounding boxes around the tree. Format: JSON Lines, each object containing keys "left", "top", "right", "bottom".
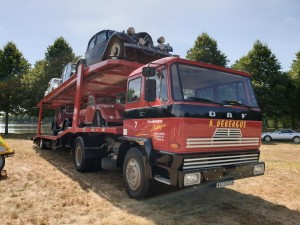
{"left": 186, "top": 33, "right": 229, "bottom": 67}
{"left": 44, "top": 37, "right": 75, "bottom": 84}
{"left": 0, "top": 42, "right": 30, "bottom": 134}
{"left": 289, "top": 51, "right": 300, "bottom": 80}
{"left": 287, "top": 51, "right": 300, "bottom": 129}
{"left": 232, "top": 40, "right": 286, "bottom": 128}
{"left": 21, "top": 60, "right": 47, "bottom": 116}
{"left": 22, "top": 37, "right": 76, "bottom": 117}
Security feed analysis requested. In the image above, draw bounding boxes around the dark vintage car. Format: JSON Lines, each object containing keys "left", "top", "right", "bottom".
{"left": 61, "top": 62, "right": 76, "bottom": 83}
{"left": 84, "top": 27, "right": 173, "bottom": 66}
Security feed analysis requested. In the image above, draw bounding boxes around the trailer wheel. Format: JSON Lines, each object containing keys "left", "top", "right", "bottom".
{"left": 74, "top": 137, "right": 89, "bottom": 172}
{"left": 123, "top": 147, "right": 150, "bottom": 199}
{"left": 39, "top": 139, "right": 46, "bottom": 149}
{"left": 92, "top": 110, "right": 106, "bottom": 127}
{"left": 0, "top": 156, "right": 5, "bottom": 171}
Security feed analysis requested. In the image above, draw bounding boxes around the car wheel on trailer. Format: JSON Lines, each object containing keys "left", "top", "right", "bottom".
{"left": 51, "top": 121, "right": 58, "bottom": 135}
{"left": 123, "top": 147, "right": 150, "bottom": 199}
{"left": 0, "top": 156, "right": 5, "bottom": 171}
{"left": 264, "top": 136, "right": 272, "bottom": 142}
{"left": 293, "top": 136, "right": 300, "bottom": 143}
{"left": 62, "top": 121, "right": 69, "bottom": 131}
{"left": 92, "top": 110, "right": 106, "bottom": 127}
{"left": 39, "top": 139, "right": 46, "bottom": 149}
{"left": 107, "top": 38, "right": 124, "bottom": 59}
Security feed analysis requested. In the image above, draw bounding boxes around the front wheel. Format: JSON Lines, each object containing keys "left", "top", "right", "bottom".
{"left": 92, "top": 110, "right": 106, "bottom": 127}
{"left": 263, "top": 136, "right": 272, "bottom": 142}
{"left": 123, "top": 148, "right": 150, "bottom": 199}
{"left": 0, "top": 156, "right": 5, "bottom": 171}
{"left": 293, "top": 136, "right": 300, "bottom": 143}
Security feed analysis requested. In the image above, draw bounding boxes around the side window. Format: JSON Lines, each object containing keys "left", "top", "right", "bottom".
{"left": 87, "top": 36, "right": 96, "bottom": 51}
{"left": 127, "top": 78, "right": 142, "bottom": 102}
{"left": 96, "top": 32, "right": 106, "bottom": 44}
{"left": 149, "top": 70, "right": 168, "bottom": 102}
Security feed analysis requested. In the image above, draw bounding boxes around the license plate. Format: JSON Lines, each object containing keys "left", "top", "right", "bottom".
{"left": 216, "top": 180, "right": 234, "bottom": 188}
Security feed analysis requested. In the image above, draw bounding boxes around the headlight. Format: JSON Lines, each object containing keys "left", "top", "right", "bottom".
{"left": 127, "top": 27, "right": 135, "bottom": 35}
{"left": 254, "top": 164, "right": 265, "bottom": 175}
{"left": 157, "top": 36, "right": 165, "bottom": 44}
{"left": 139, "top": 38, "right": 146, "bottom": 46}
{"left": 184, "top": 172, "right": 201, "bottom": 186}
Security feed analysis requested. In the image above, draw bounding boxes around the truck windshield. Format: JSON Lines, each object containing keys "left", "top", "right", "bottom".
{"left": 170, "top": 63, "right": 259, "bottom": 108}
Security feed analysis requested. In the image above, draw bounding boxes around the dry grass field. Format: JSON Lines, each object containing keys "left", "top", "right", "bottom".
{"left": 0, "top": 135, "right": 299, "bottom": 225}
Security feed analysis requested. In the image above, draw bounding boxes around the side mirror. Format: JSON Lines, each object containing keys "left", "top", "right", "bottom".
{"left": 142, "top": 67, "right": 156, "bottom": 77}
{"left": 145, "top": 79, "right": 156, "bottom": 102}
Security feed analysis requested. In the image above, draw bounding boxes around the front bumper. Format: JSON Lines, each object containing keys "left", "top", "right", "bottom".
{"left": 152, "top": 150, "right": 265, "bottom": 187}
{"left": 177, "top": 162, "right": 265, "bottom": 187}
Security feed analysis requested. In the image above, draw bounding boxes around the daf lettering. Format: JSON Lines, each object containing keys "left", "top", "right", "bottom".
{"left": 209, "top": 111, "right": 216, "bottom": 117}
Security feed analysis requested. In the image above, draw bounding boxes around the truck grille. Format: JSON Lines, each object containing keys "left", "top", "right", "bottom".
{"left": 186, "top": 128, "right": 259, "bottom": 149}
{"left": 183, "top": 152, "right": 259, "bottom": 170}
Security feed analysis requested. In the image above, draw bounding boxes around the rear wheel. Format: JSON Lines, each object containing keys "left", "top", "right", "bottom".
{"left": 293, "top": 136, "right": 300, "bottom": 143}
{"left": 74, "top": 137, "right": 89, "bottom": 172}
{"left": 123, "top": 148, "right": 150, "bottom": 199}
{"left": 0, "top": 156, "right": 5, "bottom": 171}
{"left": 264, "top": 136, "right": 272, "bottom": 142}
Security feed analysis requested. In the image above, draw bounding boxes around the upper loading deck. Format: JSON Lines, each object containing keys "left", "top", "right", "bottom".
{"left": 39, "top": 59, "right": 143, "bottom": 109}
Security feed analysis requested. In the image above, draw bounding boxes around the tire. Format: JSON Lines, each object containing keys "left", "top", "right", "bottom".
{"left": 52, "top": 121, "right": 58, "bottom": 135}
{"left": 264, "top": 136, "right": 272, "bottom": 142}
{"left": 123, "top": 147, "right": 150, "bottom": 199}
{"left": 0, "top": 156, "right": 5, "bottom": 171}
{"left": 293, "top": 136, "right": 300, "bottom": 143}
{"left": 74, "top": 137, "right": 90, "bottom": 172}
{"left": 107, "top": 38, "right": 124, "bottom": 59}
{"left": 92, "top": 110, "right": 106, "bottom": 127}
{"left": 39, "top": 139, "right": 47, "bottom": 149}
{"left": 62, "top": 121, "right": 69, "bottom": 131}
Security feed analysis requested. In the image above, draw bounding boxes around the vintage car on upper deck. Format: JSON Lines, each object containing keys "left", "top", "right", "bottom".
{"left": 61, "top": 62, "right": 76, "bottom": 84}
{"left": 84, "top": 27, "right": 173, "bottom": 66}
{"left": 44, "top": 78, "right": 62, "bottom": 96}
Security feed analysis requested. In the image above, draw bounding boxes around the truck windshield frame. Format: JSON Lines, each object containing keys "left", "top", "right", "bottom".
{"left": 170, "top": 63, "right": 259, "bottom": 108}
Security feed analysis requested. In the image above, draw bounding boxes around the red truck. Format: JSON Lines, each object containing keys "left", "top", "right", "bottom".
{"left": 34, "top": 57, "right": 265, "bottom": 199}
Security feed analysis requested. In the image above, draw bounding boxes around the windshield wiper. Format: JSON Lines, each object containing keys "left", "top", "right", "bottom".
{"left": 187, "top": 97, "right": 224, "bottom": 106}
{"left": 222, "top": 100, "right": 253, "bottom": 109}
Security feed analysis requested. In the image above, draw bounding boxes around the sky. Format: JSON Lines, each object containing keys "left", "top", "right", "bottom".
{"left": 0, "top": 0, "right": 299, "bottom": 71}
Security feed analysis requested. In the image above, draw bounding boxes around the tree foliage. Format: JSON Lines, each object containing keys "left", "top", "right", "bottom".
{"left": 0, "top": 42, "right": 30, "bottom": 134}
{"left": 287, "top": 51, "right": 300, "bottom": 128}
{"left": 289, "top": 51, "right": 300, "bottom": 80}
{"left": 186, "top": 33, "right": 229, "bottom": 67}
{"left": 232, "top": 40, "right": 288, "bottom": 128}
{"left": 22, "top": 37, "right": 76, "bottom": 117}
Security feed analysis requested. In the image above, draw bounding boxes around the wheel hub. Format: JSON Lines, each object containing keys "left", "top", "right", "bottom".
{"left": 126, "top": 158, "right": 141, "bottom": 191}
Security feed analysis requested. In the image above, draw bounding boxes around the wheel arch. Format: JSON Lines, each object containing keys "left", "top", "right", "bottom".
{"left": 117, "top": 136, "right": 153, "bottom": 178}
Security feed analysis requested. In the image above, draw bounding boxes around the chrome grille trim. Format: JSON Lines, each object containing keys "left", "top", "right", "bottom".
{"left": 183, "top": 152, "right": 259, "bottom": 170}
{"left": 186, "top": 128, "right": 259, "bottom": 148}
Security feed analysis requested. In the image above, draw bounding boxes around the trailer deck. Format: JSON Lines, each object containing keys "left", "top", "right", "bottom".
{"left": 34, "top": 59, "right": 142, "bottom": 140}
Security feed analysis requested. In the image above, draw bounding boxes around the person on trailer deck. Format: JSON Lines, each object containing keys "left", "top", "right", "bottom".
{"left": 0, "top": 136, "right": 15, "bottom": 172}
